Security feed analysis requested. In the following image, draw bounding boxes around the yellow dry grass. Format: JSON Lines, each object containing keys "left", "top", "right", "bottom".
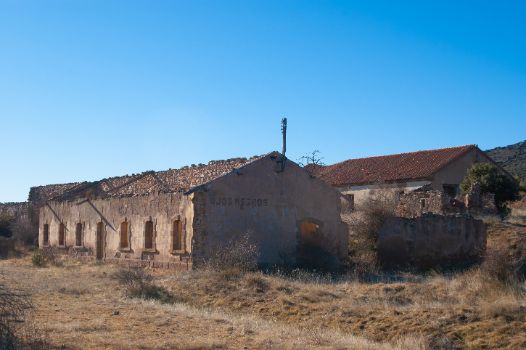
{"left": 0, "top": 258, "right": 424, "bottom": 350}
{"left": 0, "top": 221, "right": 524, "bottom": 349}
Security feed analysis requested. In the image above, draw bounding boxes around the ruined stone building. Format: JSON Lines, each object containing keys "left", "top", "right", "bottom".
{"left": 36, "top": 152, "right": 348, "bottom": 270}
{"left": 309, "top": 145, "right": 507, "bottom": 209}
{"left": 307, "top": 145, "right": 508, "bottom": 268}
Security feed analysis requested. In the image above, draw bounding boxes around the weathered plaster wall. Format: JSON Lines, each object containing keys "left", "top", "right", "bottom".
{"left": 192, "top": 156, "right": 348, "bottom": 269}
{"left": 377, "top": 214, "right": 486, "bottom": 267}
{"left": 337, "top": 181, "right": 430, "bottom": 208}
{"left": 38, "top": 192, "right": 193, "bottom": 266}
{"left": 430, "top": 148, "right": 490, "bottom": 191}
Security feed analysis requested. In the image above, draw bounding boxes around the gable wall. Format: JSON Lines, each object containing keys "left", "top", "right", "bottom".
{"left": 191, "top": 156, "right": 348, "bottom": 269}
{"left": 430, "top": 148, "right": 489, "bottom": 191}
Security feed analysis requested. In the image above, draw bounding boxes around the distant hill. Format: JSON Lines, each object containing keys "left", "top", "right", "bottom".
{"left": 486, "top": 140, "right": 526, "bottom": 180}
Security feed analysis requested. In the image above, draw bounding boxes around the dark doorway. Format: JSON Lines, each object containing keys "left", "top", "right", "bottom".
{"left": 120, "top": 221, "right": 129, "bottom": 249}
{"left": 96, "top": 222, "right": 104, "bottom": 260}
{"left": 443, "top": 184, "right": 458, "bottom": 197}
{"left": 43, "top": 224, "right": 49, "bottom": 245}
{"left": 297, "top": 219, "right": 337, "bottom": 271}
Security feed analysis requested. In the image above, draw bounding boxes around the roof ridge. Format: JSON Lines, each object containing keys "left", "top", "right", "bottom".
{"left": 330, "top": 144, "right": 476, "bottom": 167}
{"left": 311, "top": 145, "right": 480, "bottom": 187}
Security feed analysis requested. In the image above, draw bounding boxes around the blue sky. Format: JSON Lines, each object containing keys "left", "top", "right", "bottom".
{"left": 1, "top": 1, "right": 525, "bottom": 202}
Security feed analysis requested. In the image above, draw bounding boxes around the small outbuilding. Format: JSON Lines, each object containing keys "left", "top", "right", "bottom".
{"left": 38, "top": 152, "right": 348, "bottom": 270}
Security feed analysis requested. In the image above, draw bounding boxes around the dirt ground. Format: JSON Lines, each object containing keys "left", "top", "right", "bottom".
{"left": 0, "top": 221, "right": 525, "bottom": 350}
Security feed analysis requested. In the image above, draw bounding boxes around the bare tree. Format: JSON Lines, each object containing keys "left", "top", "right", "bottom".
{"left": 297, "top": 150, "right": 325, "bottom": 167}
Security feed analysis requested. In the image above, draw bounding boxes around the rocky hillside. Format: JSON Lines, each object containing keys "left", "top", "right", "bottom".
{"left": 486, "top": 140, "right": 526, "bottom": 180}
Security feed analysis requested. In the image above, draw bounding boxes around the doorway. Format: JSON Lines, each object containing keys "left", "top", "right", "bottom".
{"left": 96, "top": 222, "right": 104, "bottom": 260}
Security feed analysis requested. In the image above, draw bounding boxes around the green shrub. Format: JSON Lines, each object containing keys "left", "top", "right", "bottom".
{"left": 31, "top": 247, "right": 61, "bottom": 268}
{"left": 31, "top": 250, "right": 47, "bottom": 268}
{"left": 461, "top": 163, "right": 519, "bottom": 209}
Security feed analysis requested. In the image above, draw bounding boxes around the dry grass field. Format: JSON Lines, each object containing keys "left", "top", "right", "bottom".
{"left": 0, "top": 221, "right": 525, "bottom": 349}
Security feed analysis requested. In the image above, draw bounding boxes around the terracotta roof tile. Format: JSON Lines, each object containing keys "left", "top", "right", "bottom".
{"left": 311, "top": 145, "right": 477, "bottom": 186}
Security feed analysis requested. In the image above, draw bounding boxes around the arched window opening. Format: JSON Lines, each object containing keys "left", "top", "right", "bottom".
{"left": 43, "top": 224, "right": 49, "bottom": 246}
{"left": 172, "top": 220, "right": 183, "bottom": 252}
{"left": 144, "top": 220, "right": 154, "bottom": 250}
{"left": 58, "top": 223, "right": 66, "bottom": 246}
{"left": 75, "top": 223, "right": 82, "bottom": 246}
{"left": 96, "top": 222, "right": 104, "bottom": 260}
{"left": 120, "top": 220, "right": 129, "bottom": 249}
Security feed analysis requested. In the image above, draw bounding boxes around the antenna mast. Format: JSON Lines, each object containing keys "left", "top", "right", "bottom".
{"left": 281, "top": 117, "right": 287, "bottom": 157}
{"left": 279, "top": 118, "right": 287, "bottom": 172}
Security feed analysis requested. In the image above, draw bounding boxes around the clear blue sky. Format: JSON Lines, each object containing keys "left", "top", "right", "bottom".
{"left": 1, "top": 1, "right": 525, "bottom": 202}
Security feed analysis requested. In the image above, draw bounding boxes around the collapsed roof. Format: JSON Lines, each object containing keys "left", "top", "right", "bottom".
{"left": 29, "top": 155, "right": 265, "bottom": 202}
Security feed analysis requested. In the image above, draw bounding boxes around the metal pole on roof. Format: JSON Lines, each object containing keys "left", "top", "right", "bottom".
{"left": 281, "top": 117, "right": 287, "bottom": 157}
{"left": 280, "top": 118, "right": 287, "bottom": 172}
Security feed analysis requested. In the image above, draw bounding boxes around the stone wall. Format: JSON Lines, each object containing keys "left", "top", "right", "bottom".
{"left": 0, "top": 202, "right": 29, "bottom": 219}
{"left": 39, "top": 192, "right": 194, "bottom": 267}
{"left": 377, "top": 214, "right": 486, "bottom": 267}
{"left": 396, "top": 190, "right": 465, "bottom": 218}
{"left": 0, "top": 202, "right": 33, "bottom": 243}
{"left": 395, "top": 186, "right": 498, "bottom": 219}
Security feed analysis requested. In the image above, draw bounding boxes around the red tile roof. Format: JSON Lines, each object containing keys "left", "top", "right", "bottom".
{"left": 311, "top": 145, "right": 477, "bottom": 186}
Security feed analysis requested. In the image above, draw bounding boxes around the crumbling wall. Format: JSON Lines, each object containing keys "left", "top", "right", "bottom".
{"left": 0, "top": 202, "right": 33, "bottom": 243}
{"left": 463, "top": 183, "right": 498, "bottom": 214}
{"left": 396, "top": 190, "right": 465, "bottom": 218}
{"left": 377, "top": 214, "right": 486, "bottom": 267}
{"left": 0, "top": 202, "right": 29, "bottom": 219}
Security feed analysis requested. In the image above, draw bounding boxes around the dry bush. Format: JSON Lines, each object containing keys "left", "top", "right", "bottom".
{"left": 244, "top": 274, "right": 270, "bottom": 293}
{"left": 205, "top": 232, "right": 259, "bottom": 273}
{"left": 112, "top": 268, "right": 175, "bottom": 303}
{"left": 479, "top": 295, "right": 526, "bottom": 321}
{"left": 346, "top": 190, "right": 397, "bottom": 275}
{"left": 0, "top": 283, "right": 31, "bottom": 349}
{"left": 31, "top": 247, "right": 61, "bottom": 268}
{"left": 481, "top": 246, "right": 520, "bottom": 284}
{"left": 271, "top": 268, "right": 335, "bottom": 284}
